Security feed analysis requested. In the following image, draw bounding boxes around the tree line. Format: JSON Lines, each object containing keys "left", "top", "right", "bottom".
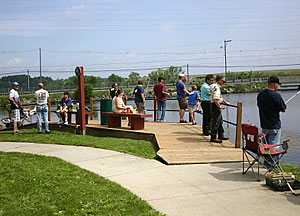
{"left": 0, "top": 66, "right": 184, "bottom": 94}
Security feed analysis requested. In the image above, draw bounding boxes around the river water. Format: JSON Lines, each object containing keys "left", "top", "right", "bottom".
{"left": 0, "top": 90, "right": 299, "bottom": 167}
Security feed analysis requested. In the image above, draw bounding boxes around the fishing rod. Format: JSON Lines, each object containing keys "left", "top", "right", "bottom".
{"left": 285, "top": 90, "right": 300, "bottom": 104}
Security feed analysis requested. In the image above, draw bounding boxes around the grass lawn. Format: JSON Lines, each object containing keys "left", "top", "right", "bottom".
{"left": 282, "top": 164, "right": 300, "bottom": 181}
{"left": 0, "top": 152, "right": 162, "bottom": 215}
{"left": 0, "top": 129, "right": 156, "bottom": 159}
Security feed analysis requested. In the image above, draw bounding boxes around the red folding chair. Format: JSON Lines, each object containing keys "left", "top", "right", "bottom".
{"left": 241, "top": 123, "right": 290, "bottom": 181}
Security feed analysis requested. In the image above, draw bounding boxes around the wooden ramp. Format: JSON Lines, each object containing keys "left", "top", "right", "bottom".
{"left": 87, "top": 120, "right": 242, "bottom": 165}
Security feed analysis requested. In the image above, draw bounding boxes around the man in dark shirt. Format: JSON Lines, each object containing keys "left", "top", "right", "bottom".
{"left": 56, "top": 91, "right": 72, "bottom": 124}
{"left": 134, "top": 80, "right": 145, "bottom": 114}
{"left": 154, "top": 77, "right": 170, "bottom": 121}
{"left": 257, "top": 76, "right": 286, "bottom": 146}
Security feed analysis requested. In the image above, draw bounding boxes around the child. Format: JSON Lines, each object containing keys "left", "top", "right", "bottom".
{"left": 188, "top": 85, "right": 200, "bottom": 125}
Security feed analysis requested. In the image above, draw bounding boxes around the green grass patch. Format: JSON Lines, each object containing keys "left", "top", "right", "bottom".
{"left": 0, "top": 129, "right": 156, "bottom": 159}
{"left": 281, "top": 164, "right": 300, "bottom": 181}
{"left": 0, "top": 152, "right": 162, "bottom": 215}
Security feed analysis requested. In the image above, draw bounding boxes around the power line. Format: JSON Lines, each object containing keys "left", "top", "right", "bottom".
{"left": 2, "top": 6, "right": 300, "bottom": 12}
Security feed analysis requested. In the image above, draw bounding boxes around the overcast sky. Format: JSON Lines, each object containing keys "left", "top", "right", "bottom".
{"left": 1, "top": 0, "right": 300, "bottom": 79}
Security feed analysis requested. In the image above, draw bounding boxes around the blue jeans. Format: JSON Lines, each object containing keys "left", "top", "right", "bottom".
{"left": 157, "top": 100, "right": 166, "bottom": 121}
{"left": 262, "top": 128, "right": 281, "bottom": 168}
{"left": 36, "top": 104, "right": 50, "bottom": 133}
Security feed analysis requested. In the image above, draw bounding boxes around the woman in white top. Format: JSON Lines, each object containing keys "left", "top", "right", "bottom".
{"left": 112, "top": 89, "right": 133, "bottom": 113}
{"left": 112, "top": 89, "right": 133, "bottom": 126}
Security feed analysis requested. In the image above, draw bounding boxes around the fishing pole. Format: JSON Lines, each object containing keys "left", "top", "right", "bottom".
{"left": 285, "top": 90, "right": 300, "bottom": 104}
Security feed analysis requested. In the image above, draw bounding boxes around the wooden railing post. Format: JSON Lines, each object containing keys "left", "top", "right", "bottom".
{"left": 48, "top": 99, "right": 51, "bottom": 121}
{"left": 235, "top": 101, "right": 242, "bottom": 148}
{"left": 90, "top": 97, "right": 93, "bottom": 120}
{"left": 154, "top": 96, "right": 158, "bottom": 121}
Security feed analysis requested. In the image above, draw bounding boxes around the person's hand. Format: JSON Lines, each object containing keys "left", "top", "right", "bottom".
{"left": 219, "top": 107, "right": 223, "bottom": 112}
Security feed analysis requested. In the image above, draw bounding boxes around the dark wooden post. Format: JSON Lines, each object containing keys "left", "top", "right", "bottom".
{"left": 235, "top": 101, "right": 243, "bottom": 148}
{"left": 76, "top": 66, "right": 86, "bottom": 135}
{"left": 154, "top": 96, "right": 157, "bottom": 121}
{"left": 90, "top": 97, "right": 93, "bottom": 120}
{"left": 48, "top": 99, "right": 51, "bottom": 121}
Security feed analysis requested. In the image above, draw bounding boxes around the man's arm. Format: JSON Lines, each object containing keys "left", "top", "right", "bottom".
{"left": 141, "top": 92, "right": 145, "bottom": 103}
{"left": 183, "top": 88, "right": 190, "bottom": 95}
{"left": 214, "top": 99, "right": 222, "bottom": 111}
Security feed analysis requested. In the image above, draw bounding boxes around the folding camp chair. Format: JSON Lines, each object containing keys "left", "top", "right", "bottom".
{"left": 241, "top": 123, "right": 290, "bottom": 181}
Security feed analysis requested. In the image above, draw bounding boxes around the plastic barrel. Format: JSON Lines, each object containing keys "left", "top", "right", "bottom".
{"left": 100, "top": 99, "right": 112, "bottom": 125}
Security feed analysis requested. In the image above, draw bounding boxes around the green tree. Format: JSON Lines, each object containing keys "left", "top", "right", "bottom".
{"left": 108, "top": 74, "right": 123, "bottom": 85}
{"left": 128, "top": 72, "right": 140, "bottom": 85}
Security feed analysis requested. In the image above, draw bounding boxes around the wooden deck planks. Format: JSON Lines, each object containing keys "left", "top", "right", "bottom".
{"left": 86, "top": 120, "right": 242, "bottom": 164}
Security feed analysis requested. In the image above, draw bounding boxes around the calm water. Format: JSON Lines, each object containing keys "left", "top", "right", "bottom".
{"left": 0, "top": 90, "right": 299, "bottom": 166}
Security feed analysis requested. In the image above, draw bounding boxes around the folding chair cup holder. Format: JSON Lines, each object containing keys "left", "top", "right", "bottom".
{"left": 266, "top": 179, "right": 300, "bottom": 192}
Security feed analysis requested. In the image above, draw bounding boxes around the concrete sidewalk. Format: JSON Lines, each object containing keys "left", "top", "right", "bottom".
{"left": 0, "top": 142, "right": 299, "bottom": 216}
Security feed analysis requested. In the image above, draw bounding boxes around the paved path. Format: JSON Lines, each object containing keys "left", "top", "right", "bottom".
{"left": 0, "top": 142, "right": 299, "bottom": 216}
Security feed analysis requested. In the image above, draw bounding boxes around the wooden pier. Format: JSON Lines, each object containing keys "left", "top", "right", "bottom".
{"left": 87, "top": 120, "right": 242, "bottom": 165}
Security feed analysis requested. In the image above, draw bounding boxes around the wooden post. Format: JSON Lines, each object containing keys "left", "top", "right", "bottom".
{"left": 48, "top": 99, "right": 51, "bottom": 121}
{"left": 76, "top": 66, "right": 86, "bottom": 135}
{"left": 90, "top": 97, "right": 93, "bottom": 120}
{"left": 235, "top": 101, "right": 242, "bottom": 148}
{"left": 154, "top": 96, "right": 158, "bottom": 121}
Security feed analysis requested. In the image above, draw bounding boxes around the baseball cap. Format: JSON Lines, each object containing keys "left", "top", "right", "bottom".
{"left": 12, "top": 82, "right": 19, "bottom": 86}
{"left": 268, "top": 76, "right": 281, "bottom": 85}
{"left": 178, "top": 74, "right": 185, "bottom": 78}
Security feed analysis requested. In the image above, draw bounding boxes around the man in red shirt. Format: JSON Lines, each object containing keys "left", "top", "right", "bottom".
{"left": 154, "top": 77, "right": 170, "bottom": 121}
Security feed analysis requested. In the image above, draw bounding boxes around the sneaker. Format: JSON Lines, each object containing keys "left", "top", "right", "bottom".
{"left": 64, "top": 121, "right": 68, "bottom": 125}
{"left": 179, "top": 120, "right": 187, "bottom": 123}
{"left": 46, "top": 131, "right": 51, "bottom": 134}
{"left": 192, "top": 122, "right": 197, "bottom": 125}
{"left": 37, "top": 131, "right": 42, "bottom": 134}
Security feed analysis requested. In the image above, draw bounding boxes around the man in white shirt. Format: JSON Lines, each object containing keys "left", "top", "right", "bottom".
{"left": 9, "top": 82, "right": 21, "bottom": 134}
{"left": 35, "top": 83, "right": 50, "bottom": 134}
{"left": 210, "top": 75, "right": 230, "bottom": 143}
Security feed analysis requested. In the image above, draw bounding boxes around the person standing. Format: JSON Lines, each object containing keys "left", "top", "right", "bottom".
{"left": 110, "top": 83, "right": 118, "bottom": 99}
{"left": 134, "top": 80, "right": 145, "bottom": 114}
{"left": 257, "top": 76, "right": 286, "bottom": 157}
{"left": 188, "top": 85, "right": 200, "bottom": 125}
{"left": 200, "top": 74, "right": 214, "bottom": 136}
{"left": 210, "top": 75, "right": 229, "bottom": 143}
{"left": 35, "top": 83, "right": 50, "bottom": 134}
{"left": 153, "top": 77, "right": 170, "bottom": 121}
{"left": 176, "top": 74, "right": 190, "bottom": 123}
{"left": 9, "top": 82, "right": 21, "bottom": 134}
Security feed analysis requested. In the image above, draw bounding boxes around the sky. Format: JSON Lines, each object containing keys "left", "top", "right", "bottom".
{"left": 1, "top": 0, "right": 300, "bottom": 79}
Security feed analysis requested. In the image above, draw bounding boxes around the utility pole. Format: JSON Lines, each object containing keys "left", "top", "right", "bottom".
{"left": 27, "top": 69, "right": 30, "bottom": 92}
{"left": 39, "top": 48, "right": 42, "bottom": 82}
{"left": 221, "top": 40, "right": 232, "bottom": 78}
{"left": 186, "top": 64, "right": 189, "bottom": 83}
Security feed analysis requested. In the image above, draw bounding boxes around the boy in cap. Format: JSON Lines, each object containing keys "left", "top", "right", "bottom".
{"left": 9, "top": 82, "right": 21, "bottom": 134}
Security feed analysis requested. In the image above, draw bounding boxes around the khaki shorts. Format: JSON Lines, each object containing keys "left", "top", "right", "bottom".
{"left": 178, "top": 98, "right": 187, "bottom": 110}
{"left": 135, "top": 102, "right": 145, "bottom": 113}
{"left": 188, "top": 105, "right": 195, "bottom": 113}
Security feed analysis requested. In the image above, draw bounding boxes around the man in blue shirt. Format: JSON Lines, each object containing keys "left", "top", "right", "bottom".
{"left": 134, "top": 80, "right": 145, "bottom": 114}
{"left": 176, "top": 74, "right": 190, "bottom": 123}
{"left": 200, "top": 75, "right": 214, "bottom": 135}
